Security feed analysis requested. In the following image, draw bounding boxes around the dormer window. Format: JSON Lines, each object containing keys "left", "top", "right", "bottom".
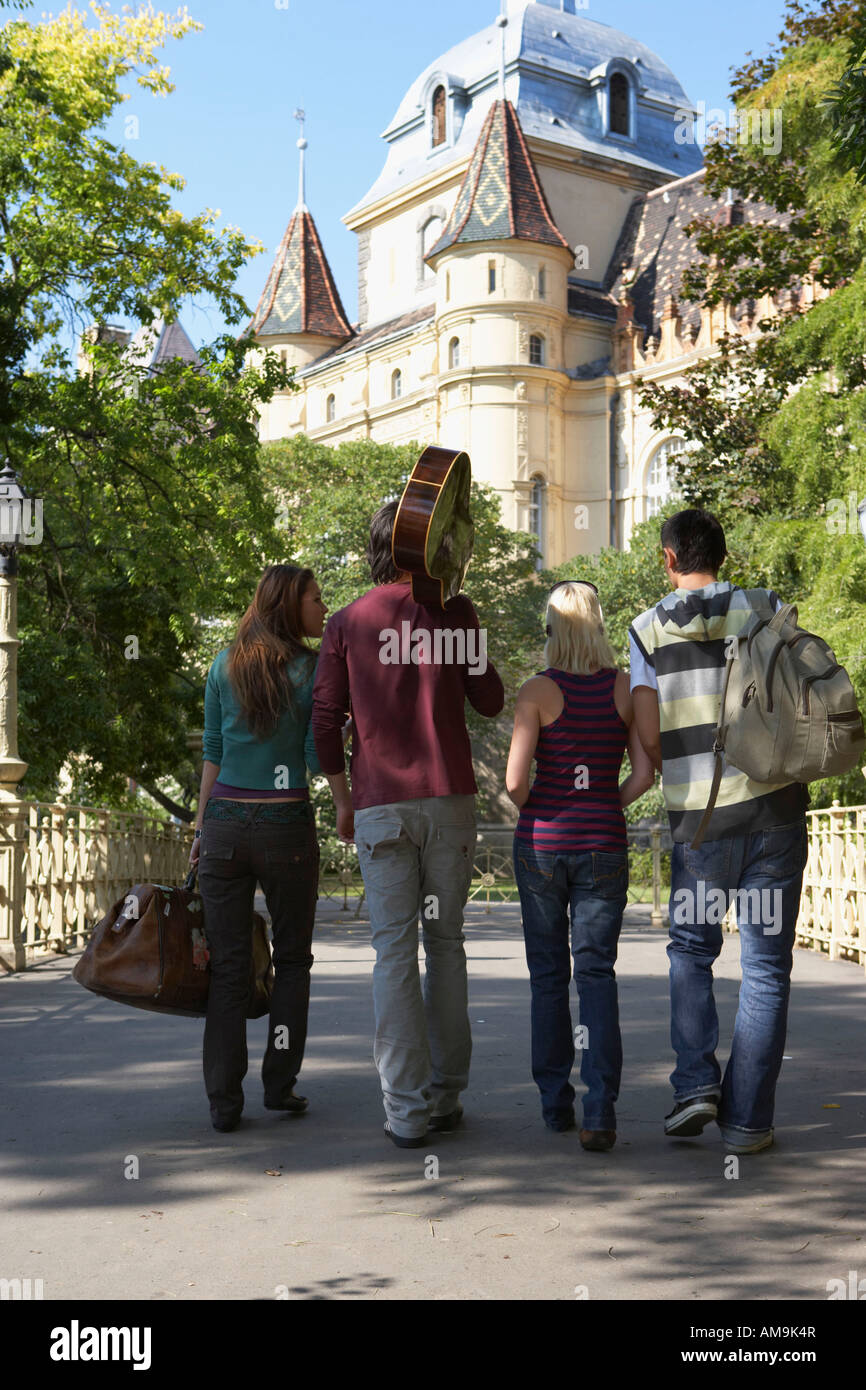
{"left": 432, "top": 86, "right": 446, "bottom": 147}
{"left": 609, "top": 72, "right": 631, "bottom": 137}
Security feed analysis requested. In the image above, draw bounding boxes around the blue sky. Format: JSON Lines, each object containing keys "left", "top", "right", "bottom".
{"left": 95, "top": 0, "right": 791, "bottom": 340}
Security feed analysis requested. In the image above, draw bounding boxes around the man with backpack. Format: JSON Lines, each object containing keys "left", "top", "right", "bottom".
{"left": 629, "top": 509, "right": 817, "bottom": 1155}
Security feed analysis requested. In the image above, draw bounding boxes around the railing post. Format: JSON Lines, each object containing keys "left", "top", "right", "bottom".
{"left": 650, "top": 824, "right": 666, "bottom": 928}
{"left": 0, "top": 799, "right": 29, "bottom": 971}
{"left": 829, "top": 800, "right": 844, "bottom": 963}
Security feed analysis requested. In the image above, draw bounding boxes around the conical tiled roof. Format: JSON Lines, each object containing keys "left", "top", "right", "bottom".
{"left": 251, "top": 209, "right": 353, "bottom": 341}
{"left": 426, "top": 99, "right": 571, "bottom": 260}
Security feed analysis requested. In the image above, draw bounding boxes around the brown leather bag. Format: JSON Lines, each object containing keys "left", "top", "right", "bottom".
{"left": 73, "top": 870, "right": 273, "bottom": 1018}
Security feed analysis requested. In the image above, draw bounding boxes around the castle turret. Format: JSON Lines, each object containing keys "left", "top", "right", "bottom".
{"left": 251, "top": 125, "right": 353, "bottom": 439}
{"left": 424, "top": 51, "right": 574, "bottom": 560}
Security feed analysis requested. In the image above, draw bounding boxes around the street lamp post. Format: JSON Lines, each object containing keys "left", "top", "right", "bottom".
{"left": 0, "top": 460, "right": 29, "bottom": 798}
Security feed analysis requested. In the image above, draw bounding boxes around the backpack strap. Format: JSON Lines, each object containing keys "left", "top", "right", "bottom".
{"left": 690, "top": 650, "right": 736, "bottom": 851}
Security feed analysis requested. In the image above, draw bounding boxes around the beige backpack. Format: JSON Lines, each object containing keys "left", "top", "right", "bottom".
{"left": 691, "top": 597, "right": 866, "bottom": 849}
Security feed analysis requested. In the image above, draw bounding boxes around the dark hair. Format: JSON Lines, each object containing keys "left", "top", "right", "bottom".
{"left": 660, "top": 509, "right": 727, "bottom": 576}
{"left": 367, "top": 499, "right": 401, "bottom": 585}
{"left": 227, "top": 564, "right": 316, "bottom": 738}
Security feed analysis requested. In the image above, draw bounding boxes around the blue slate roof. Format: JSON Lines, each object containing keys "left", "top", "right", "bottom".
{"left": 347, "top": 1, "right": 702, "bottom": 218}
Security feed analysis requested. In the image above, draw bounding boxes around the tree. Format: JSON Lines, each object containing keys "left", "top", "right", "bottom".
{"left": 0, "top": 3, "right": 290, "bottom": 805}
{"left": 637, "top": 0, "right": 866, "bottom": 805}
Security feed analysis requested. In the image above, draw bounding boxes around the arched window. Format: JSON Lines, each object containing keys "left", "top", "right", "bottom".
{"left": 432, "top": 85, "right": 447, "bottom": 147}
{"left": 391, "top": 368, "right": 402, "bottom": 401}
{"left": 609, "top": 73, "right": 630, "bottom": 137}
{"left": 529, "top": 333, "right": 545, "bottom": 366}
{"left": 646, "top": 436, "right": 684, "bottom": 517}
{"left": 449, "top": 337, "right": 461, "bottom": 369}
{"left": 528, "top": 475, "right": 546, "bottom": 569}
{"left": 421, "top": 215, "right": 444, "bottom": 281}
{"left": 326, "top": 393, "right": 336, "bottom": 423}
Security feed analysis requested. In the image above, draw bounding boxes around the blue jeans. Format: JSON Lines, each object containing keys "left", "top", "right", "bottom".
{"left": 513, "top": 842, "right": 628, "bottom": 1129}
{"left": 668, "top": 818, "right": 809, "bottom": 1136}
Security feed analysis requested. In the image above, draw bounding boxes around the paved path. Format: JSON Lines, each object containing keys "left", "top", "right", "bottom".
{"left": 1, "top": 903, "right": 863, "bottom": 1301}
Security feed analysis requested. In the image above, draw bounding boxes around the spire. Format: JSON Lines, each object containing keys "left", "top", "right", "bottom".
{"left": 251, "top": 105, "right": 352, "bottom": 342}
{"left": 295, "top": 107, "right": 307, "bottom": 211}
{"left": 251, "top": 208, "right": 353, "bottom": 342}
{"left": 426, "top": 99, "right": 571, "bottom": 260}
{"left": 496, "top": 2, "right": 507, "bottom": 99}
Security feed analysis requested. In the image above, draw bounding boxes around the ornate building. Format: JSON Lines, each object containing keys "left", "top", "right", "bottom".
{"left": 247, "top": 0, "right": 802, "bottom": 564}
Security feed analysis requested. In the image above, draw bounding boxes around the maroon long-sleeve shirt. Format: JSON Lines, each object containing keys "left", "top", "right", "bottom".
{"left": 312, "top": 581, "right": 504, "bottom": 811}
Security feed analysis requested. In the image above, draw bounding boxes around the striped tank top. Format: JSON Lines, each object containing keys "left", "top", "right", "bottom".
{"left": 515, "top": 667, "right": 628, "bottom": 854}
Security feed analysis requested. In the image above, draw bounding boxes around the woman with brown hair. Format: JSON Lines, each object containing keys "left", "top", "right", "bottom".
{"left": 190, "top": 564, "right": 351, "bottom": 1132}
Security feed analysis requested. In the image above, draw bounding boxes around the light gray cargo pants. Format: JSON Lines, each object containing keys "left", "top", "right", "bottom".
{"left": 354, "top": 795, "right": 476, "bottom": 1138}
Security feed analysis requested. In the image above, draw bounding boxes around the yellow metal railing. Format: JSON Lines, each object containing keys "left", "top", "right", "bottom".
{"left": 0, "top": 801, "right": 191, "bottom": 971}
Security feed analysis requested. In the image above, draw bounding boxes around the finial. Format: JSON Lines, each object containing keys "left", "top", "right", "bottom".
{"left": 294, "top": 108, "right": 307, "bottom": 210}
{"left": 496, "top": 2, "right": 508, "bottom": 101}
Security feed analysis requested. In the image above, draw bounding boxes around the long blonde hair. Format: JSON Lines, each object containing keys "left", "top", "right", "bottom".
{"left": 543, "top": 581, "right": 618, "bottom": 675}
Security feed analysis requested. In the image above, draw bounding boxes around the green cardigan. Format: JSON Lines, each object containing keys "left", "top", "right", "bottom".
{"left": 202, "top": 647, "right": 321, "bottom": 789}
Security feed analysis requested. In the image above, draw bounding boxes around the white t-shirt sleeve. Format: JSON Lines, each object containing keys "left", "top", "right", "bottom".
{"left": 629, "top": 633, "right": 658, "bottom": 692}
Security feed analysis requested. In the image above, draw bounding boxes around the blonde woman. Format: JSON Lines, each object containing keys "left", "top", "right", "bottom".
{"left": 506, "top": 580, "right": 654, "bottom": 1152}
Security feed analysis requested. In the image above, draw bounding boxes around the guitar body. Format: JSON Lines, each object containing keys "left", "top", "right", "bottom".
{"left": 391, "top": 446, "right": 474, "bottom": 607}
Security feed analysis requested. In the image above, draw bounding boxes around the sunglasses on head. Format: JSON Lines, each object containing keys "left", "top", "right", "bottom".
{"left": 547, "top": 579, "right": 599, "bottom": 598}
{"left": 545, "top": 579, "right": 601, "bottom": 635}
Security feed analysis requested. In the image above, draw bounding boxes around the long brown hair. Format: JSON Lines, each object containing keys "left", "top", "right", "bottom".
{"left": 227, "top": 565, "right": 316, "bottom": 738}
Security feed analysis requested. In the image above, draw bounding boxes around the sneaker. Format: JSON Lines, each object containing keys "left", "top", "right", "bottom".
{"left": 580, "top": 1128, "right": 616, "bottom": 1153}
{"left": 264, "top": 1091, "right": 308, "bottom": 1113}
{"left": 383, "top": 1122, "right": 427, "bottom": 1150}
{"left": 429, "top": 1106, "right": 463, "bottom": 1133}
{"left": 719, "top": 1126, "right": 774, "bottom": 1154}
{"left": 664, "top": 1094, "right": 719, "bottom": 1137}
{"left": 544, "top": 1108, "right": 576, "bottom": 1133}
{"left": 211, "top": 1110, "right": 242, "bottom": 1133}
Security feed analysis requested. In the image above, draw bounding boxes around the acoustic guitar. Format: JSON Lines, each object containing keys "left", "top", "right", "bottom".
{"left": 391, "top": 445, "right": 475, "bottom": 607}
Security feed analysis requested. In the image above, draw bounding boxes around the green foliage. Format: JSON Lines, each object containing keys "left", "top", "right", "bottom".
{"left": 637, "top": 0, "right": 866, "bottom": 806}
{"left": 823, "top": 5, "right": 866, "bottom": 182}
{"left": 0, "top": 4, "right": 290, "bottom": 804}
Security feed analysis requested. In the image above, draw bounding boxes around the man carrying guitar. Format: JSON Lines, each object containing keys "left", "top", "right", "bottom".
{"left": 312, "top": 483, "right": 504, "bottom": 1148}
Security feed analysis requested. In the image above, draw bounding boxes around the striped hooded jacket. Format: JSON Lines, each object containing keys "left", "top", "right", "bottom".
{"left": 629, "top": 582, "right": 809, "bottom": 843}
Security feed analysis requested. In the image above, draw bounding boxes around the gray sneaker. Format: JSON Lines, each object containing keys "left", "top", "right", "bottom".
{"left": 664, "top": 1094, "right": 719, "bottom": 1137}
{"left": 719, "top": 1126, "right": 774, "bottom": 1154}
